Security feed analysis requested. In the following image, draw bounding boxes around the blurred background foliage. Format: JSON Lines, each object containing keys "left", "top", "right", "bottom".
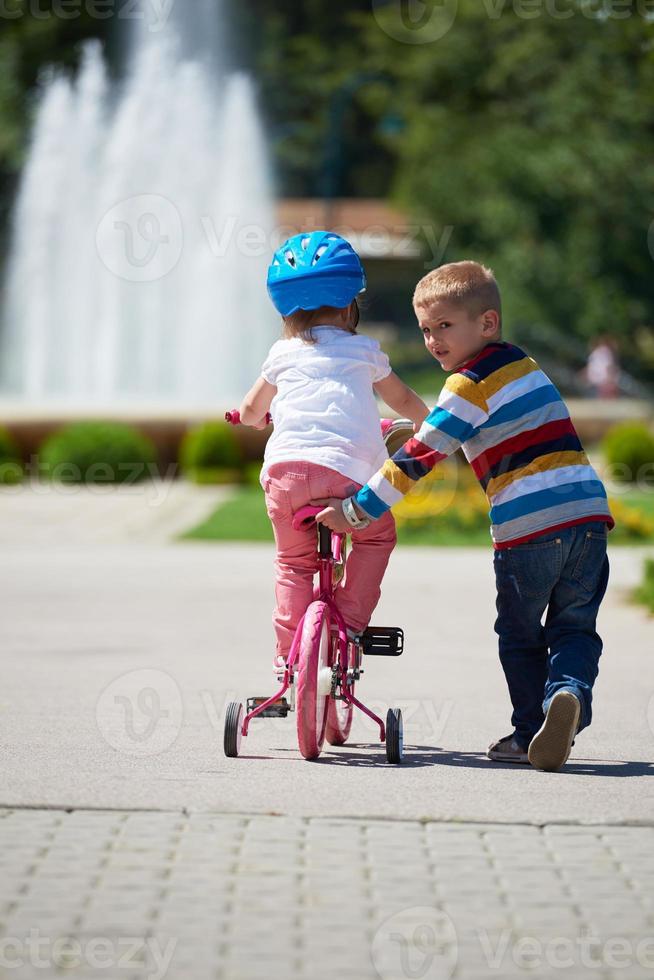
{"left": 1, "top": 0, "right": 654, "bottom": 378}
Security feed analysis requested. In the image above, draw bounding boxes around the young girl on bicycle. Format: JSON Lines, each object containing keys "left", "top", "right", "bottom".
{"left": 238, "top": 231, "right": 429, "bottom": 673}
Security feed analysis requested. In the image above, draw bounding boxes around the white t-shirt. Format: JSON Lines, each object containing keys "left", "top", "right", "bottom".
{"left": 260, "top": 326, "right": 392, "bottom": 486}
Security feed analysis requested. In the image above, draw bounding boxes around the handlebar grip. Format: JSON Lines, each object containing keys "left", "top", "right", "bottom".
{"left": 225, "top": 410, "right": 272, "bottom": 426}
{"left": 291, "top": 504, "right": 323, "bottom": 531}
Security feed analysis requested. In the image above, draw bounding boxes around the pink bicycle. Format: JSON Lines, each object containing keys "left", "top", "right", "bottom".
{"left": 222, "top": 411, "right": 412, "bottom": 764}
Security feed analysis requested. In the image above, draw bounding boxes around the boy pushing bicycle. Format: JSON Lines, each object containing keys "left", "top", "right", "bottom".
{"left": 316, "top": 261, "right": 613, "bottom": 772}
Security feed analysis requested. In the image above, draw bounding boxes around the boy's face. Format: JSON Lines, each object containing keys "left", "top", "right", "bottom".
{"left": 415, "top": 298, "right": 499, "bottom": 373}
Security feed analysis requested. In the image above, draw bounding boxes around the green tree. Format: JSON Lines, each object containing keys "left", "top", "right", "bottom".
{"left": 236, "top": 1, "right": 396, "bottom": 197}
{"left": 1, "top": 0, "right": 653, "bottom": 382}
{"left": 362, "top": 0, "right": 654, "bottom": 376}
{"left": 0, "top": 1, "right": 106, "bottom": 248}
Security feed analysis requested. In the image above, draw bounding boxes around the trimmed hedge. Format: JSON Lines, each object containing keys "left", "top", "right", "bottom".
{"left": 0, "top": 427, "right": 23, "bottom": 485}
{"left": 603, "top": 423, "right": 654, "bottom": 484}
{"left": 179, "top": 421, "right": 244, "bottom": 483}
{"left": 39, "top": 422, "right": 157, "bottom": 483}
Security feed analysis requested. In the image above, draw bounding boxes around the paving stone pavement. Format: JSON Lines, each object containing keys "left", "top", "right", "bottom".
{"left": 1, "top": 809, "right": 653, "bottom": 980}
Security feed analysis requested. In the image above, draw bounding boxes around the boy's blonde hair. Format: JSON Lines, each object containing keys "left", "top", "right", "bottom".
{"left": 282, "top": 302, "right": 359, "bottom": 344}
{"left": 414, "top": 261, "right": 502, "bottom": 328}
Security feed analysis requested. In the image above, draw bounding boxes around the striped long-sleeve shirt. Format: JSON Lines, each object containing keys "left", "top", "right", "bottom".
{"left": 355, "top": 342, "right": 614, "bottom": 548}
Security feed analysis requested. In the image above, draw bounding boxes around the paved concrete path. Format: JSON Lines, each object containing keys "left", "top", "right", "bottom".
{"left": 0, "top": 480, "right": 227, "bottom": 546}
{"left": 0, "top": 537, "right": 652, "bottom": 822}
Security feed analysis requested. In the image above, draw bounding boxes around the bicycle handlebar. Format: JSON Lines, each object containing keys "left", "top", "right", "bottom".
{"left": 226, "top": 412, "right": 412, "bottom": 439}
{"left": 291, "top": 505, "right": 324, "bottom": 532}
{"left": 225, "top": 410, "right": 273, "bottom": 426}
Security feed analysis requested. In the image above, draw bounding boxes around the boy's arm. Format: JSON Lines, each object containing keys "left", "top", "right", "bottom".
{"left": 315, "top": 376, "right": 489, "bottom": 531}
{"left": 239, "top": 377, "right": 276, "bottom": 429}
{"left": 373, "top": 372, "right": 430, "bottom": 429}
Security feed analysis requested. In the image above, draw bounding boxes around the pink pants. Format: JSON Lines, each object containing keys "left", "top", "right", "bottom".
{"left": 263, "top": 461, "right": 397, "bottom": 663}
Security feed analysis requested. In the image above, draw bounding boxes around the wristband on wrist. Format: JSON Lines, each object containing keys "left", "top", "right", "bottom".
{"left": 341, "top": 496, "right": 371, "bottom": 530}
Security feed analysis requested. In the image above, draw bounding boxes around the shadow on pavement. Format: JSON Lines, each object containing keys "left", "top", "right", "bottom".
{"left": 298, "top": 744, "right": 524, "bottom": 769}
{"left": 266, "top": 745, "right": 654, "bottom": 775}
{"left": 563, "top": 759, "right": 654, "bottom": 777}
{"left": 402, "top": 749, "right": 654, "bottom": 777}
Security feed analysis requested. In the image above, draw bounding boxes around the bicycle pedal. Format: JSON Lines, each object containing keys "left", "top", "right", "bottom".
{"left": 360, "top": 626, "right": 404, "bottom": 657}
{"left": 247, "top": 696, "right": 290, "bottom": 718}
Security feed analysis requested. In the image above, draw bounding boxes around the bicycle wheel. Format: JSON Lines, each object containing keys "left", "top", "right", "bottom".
{"left": 296, "top": 601, "right": 331, "bottom": 760}
{"left": 325, "top": 638, "right": 354, "bottom": 746}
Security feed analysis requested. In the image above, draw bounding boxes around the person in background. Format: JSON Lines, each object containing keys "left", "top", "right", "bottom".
{"left": 585, "top": 335, "right": 620, "bottom": 399}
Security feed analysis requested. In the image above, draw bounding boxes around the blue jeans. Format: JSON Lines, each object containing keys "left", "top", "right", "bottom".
{"left": 493, "top": 521, "right": 609, "bottom": 749}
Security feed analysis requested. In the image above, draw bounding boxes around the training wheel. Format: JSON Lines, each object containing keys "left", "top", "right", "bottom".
{"left": 385, "top": 708, "right": 403, "bottom": 765}
{"left": 224, "top": 701, "right": 244, "bottom": 758}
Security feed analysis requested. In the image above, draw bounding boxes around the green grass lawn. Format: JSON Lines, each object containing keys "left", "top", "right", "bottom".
{"left": 182, "top": 485, "right": 274, "bottom": 542}
{"left": 180, "top": 484, "right": 654, "bottom": 547}
{"left": 635, "top": 559, "right": 654, "bottom": 613}
{"left": 613, "top": 488, "right": 654, "bottom": 519}
{"left": 180, "top": 484, "right": 490, "bottom": 546}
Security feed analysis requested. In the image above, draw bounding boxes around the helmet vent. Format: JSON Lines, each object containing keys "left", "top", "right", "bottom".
{"left": 285, "top": 250, "right": 296, "bottom": 268}
{"left": 301, "top": 236, "right": 311, "bottom": 250}
{"left": 312, "top": 245, "right": 328, "bottom": 264}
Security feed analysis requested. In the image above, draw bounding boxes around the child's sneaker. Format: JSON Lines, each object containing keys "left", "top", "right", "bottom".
{"left": 487, "top": 734, "right": 529, "bottom": 764}
{"left": 528, "top": 690, "right": 580, "bottom": 772}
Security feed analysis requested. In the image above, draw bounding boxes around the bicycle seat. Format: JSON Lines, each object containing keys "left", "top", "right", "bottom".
{"left": 381, "top": 417, "right": 415, "bottom": 456}
{"left": 292, "top": 505, "right": 323, "bottom": 531}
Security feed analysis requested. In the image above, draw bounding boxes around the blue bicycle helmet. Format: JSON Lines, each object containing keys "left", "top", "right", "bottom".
{"left": 267, "top": 231, "right": 366, "bottom": 316}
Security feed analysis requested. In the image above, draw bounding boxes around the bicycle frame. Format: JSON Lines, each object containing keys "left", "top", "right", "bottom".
{"left": 241, "top": 521, "right": 386, "bottom": 741}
